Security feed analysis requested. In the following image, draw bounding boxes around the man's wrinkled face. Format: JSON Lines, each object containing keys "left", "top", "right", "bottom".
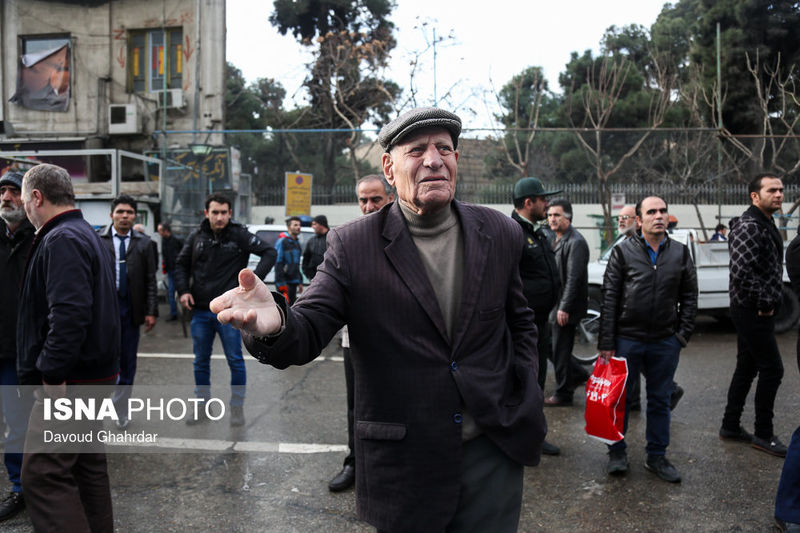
{"left": 0, "top": 185, "right": 26, "bottom": 226}
{"left": 382, "top": 127, "right": 458, "bottom": 215}
{"left": 547, "top": 205, "right": 570, "bottom": 233}
{"left": 638, "top": 196, "right": 668, "bottom": 239}
{"left": 752, "top": 177, "right": 784, "bottom": 215}
{"left": 111, "top": 202, "right": 136, "bottom": 234}
{"left": 205, "top": 201, "right": 232, "bottom": 232}
{"left": 357, "top": 179, "right": 393, "bottom": 215}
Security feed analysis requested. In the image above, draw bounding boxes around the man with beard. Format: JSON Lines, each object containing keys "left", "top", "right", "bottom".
{"left": 0, "top": 171, "right": 35, "bottom": 521}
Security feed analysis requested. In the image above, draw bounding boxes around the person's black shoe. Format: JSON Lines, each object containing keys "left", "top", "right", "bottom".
{"left": 328, "top": 464, "right": 355, "bottom": 492}
{"left": 541, "top": 440, "right": 560, "bottom": 456}
{"left": 719, "top": 425, "right": 753, "bottom": 443}
{"left": 752, "top": 435, "right": 788, "bottom": 457}
{"left": 230, "top": 406, "right": 245, "bottom": 427}
{"left": 775, "top": 517, "right": 800, "bottom": 532}
{"left": 607, "top": 449, "right": 628, "bottom": 476}
{"left": 0, "top": 492, "right": 24, "bottom": 521}
{"left": 644, "top": 455, "right": 681, "bottom": 483}
{"left": 670, "top": 385, "right": 684, "bottom": 411}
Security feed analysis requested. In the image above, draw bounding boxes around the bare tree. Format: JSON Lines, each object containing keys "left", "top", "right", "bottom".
{"left": 567, "top": 53, "right": 674, "bottom": 245}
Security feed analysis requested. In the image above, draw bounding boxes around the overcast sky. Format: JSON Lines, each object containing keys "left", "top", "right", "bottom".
{"left": 226, "top": 0, "right": 668, "bottom": 131}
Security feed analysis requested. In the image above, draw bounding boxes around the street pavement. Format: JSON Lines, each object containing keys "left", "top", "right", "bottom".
{"left": 1, "top": 305, "right": 797, "bottom": 532}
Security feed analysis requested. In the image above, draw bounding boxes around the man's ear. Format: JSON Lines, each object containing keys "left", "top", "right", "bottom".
{"left": 382, "top": 152, "right": 395, "bottom": 187}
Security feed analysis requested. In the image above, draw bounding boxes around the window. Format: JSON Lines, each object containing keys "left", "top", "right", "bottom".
{"left": 128, "top": 28, "right": 182, "bottom": 93}
{"left": 10, "top": 35, "right": 71, "bottom": 112}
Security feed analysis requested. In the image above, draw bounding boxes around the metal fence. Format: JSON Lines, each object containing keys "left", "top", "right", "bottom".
{"left": 210, "top": 128, "right": 800, "bottom": 207}
{"left": 253, "top": 181, "right": 800, "bottom": 206}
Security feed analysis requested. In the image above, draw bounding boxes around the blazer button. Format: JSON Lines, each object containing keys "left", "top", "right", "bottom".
{"left": 450, "top": 361, "right": 458, "bottom": 371}
{"left": 453, "top": 413, "right": 463, "bottom": 424}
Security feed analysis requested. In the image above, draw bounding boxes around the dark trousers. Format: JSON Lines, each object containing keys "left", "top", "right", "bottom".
{"left": 287, "top": 283, "right": 298, "bottom": 306}
{"left": 377, "top": 435, "right": 523, "bottom": 533}
{"left": 551, "top": 322, "right": 588, "bottom": 400}
{"left": 112, "top": 298, "right": 140, "bottom": 418}
{"left": 776, "top": 425, "right": 800, "bottom": 524}
{"left": 22, "top": 384, "right": 115, "bottom": 533}
{"left": 0, "top": 358, "right": 33, "bottom": 491}
{"left": 343, "top": 346, "right": 355, "bottom": 468}
{"left": 723, "top": 307, "right": 784, "bottom": 439}
{"left": 609, "top": 336, "right": 680, "bottom": 456}
{"left": 534, "top": 317, "right": 552, "bottom": 391}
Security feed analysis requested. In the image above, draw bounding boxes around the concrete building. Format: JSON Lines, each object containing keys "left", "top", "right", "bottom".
{"left": 0, "top": 0, "right": 225, "bottom": 152}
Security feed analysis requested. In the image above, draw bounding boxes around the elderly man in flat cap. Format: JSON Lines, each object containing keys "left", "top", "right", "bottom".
{"left": 210, "top": 107, "right": 545, "bottom": 532}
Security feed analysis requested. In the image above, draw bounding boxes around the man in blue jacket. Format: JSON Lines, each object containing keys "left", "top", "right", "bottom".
{"left": 18, "top": 163, "right": 120, "bottom": 532}
{"left": 275, "top": 216, "right": 303, "bottom": 305}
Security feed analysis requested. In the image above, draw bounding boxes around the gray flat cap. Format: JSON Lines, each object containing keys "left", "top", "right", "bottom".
{"left": 378, "top": 107, "right": 462, "bottom": 152}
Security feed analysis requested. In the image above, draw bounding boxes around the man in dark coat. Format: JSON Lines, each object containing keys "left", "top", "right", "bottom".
{"left": 511, "top": 176, "right": 562, "bottom": 455}
{"left": 210, "top": 107, "right": 545, "bottom": 532}
{"left": 302, "top": 214, "right": 328, "bottom": 281}
{"left": 720, "top": 173, "right": 788, "bottom": 457}
{"left": 175, "top": 193, "right": 276, "bottom": 427}
{"left": 158, "top": 222, "right": 183, "bottom": 321}
{"left": 0, "top": 171, "right": 35, "bottom": 521}
{"left": 598, "top": 196, "right": 697, "bottom": 483}
{"left": 544, "top": 198, "right": 590, "bottom": 406}
{"left": 99, "top": 195, "right": 158, "bottom": 429}
{"left": 18, "top": 163, "right": 119, "bottom": 532}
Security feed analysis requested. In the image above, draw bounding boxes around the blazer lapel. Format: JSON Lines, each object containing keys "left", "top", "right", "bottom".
{"left": 450, "top": 201, "right": 490, "bottom": 354}
{"left": 382, "top": 203, "right": 450, "bottom": 346}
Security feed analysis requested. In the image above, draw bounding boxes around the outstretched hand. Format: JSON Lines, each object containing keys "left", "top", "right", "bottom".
{"left": 210, "top": 269, "right": 282, "bottom": 337}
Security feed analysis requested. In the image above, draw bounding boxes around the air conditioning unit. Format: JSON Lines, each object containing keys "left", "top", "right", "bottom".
{"left": 156, "top": 89, "right": 185, "bottom": 109}
{"left": 108, "top": 104, "right": 139, "bottom": 135}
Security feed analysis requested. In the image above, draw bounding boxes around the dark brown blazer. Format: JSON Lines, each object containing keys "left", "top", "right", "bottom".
{"left": 245, "top": 200, "right": 545, "bottom": 532}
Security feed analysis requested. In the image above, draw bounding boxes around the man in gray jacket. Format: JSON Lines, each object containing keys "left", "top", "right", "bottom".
{"left": 544, "top": 198, "right": 590, "bottom": 406}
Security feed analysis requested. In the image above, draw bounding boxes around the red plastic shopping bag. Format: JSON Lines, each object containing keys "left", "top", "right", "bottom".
{"left": 584, "top": 356, "right": 628, "bottom": 444}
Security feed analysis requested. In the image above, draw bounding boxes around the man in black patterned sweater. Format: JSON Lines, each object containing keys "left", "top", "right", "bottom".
{"left": 720, "top": 173, "right": 788, "bottom": 457}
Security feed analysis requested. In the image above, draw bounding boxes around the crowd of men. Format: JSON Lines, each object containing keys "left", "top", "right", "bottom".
{"left": 0, "top": 106, "right": 797, "bottom": 532}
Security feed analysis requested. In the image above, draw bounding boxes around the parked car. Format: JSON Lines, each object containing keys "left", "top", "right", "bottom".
{"left": 573, "top": 229, "right": 800, "bottom": 364}
{"left": 246, "top": 224, "right": 316, "bottom": 286}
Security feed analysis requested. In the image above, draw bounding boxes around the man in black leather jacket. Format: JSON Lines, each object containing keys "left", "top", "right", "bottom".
{"left": 545, "top": 198, "right": 590, "bottom": 407}
{"left": 512, "top": 177, "right": 562, "bottom": 455}
{"left": 598, "top": 196, "right": 697, "bottom": 483}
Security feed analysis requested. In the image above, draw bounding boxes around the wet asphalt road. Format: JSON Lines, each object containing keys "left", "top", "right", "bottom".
{"left": 1, "top": 306, "right": 798, "bottom": 532}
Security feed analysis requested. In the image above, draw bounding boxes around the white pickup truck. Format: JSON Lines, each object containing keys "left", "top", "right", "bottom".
{"left": 573, "top": 229, "right": 800, "bottom": 362}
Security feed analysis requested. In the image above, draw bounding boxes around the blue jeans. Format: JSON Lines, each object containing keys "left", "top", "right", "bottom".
{"left": 776, "top": 425, "right": 800, "bottom": 524}
{"left": 608, "top": 335, "right": 681, "bottom": 456}
{"left": 167, "top": 270, "right": 178, "bottom": 318}
{"left": 0, "top": 359, "right": 34, "bottom": 492}
{"left": 191, "top": 309, "right": 246, "bottom": 406}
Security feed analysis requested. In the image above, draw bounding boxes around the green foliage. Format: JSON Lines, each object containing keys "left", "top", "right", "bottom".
{"left": 269, "top": 0, "right": 399, "bottom": 192}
